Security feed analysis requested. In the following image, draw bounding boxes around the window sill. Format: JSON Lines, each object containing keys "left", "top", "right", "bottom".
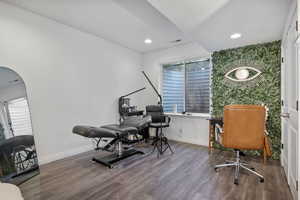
{"left": 164, "top": 112, "right": 211, "bottom": 118}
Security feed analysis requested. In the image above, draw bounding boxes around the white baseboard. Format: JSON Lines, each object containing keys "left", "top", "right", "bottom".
{"left": 168, "top": 136, "right": 208, "bottom": 147}
{"left": 38, "top": 144, "right": 93, "bottom": 165}
{"left": 150, "top": 128, "right": 208, "bottom": 147}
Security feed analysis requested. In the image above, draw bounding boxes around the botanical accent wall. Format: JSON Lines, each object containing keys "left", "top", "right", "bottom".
{"left": 211, "top": 41, "right": 281, "bottom": 159}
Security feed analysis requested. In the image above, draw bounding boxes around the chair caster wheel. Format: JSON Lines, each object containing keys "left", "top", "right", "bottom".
{"left": 234, "top": 179, "right": 239, "bottom": 185}
{"left": 214, "top": 167, "right": 218, "bottom": 172}
{"left": 260, "top": 178, "right": 264, "bottom": 183}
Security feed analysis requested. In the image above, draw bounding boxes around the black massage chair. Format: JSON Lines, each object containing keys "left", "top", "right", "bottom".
{"left": 73, "top": 116, "right": 151, "bottom": 168}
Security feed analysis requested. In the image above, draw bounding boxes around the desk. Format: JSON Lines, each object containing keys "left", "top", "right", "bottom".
{"left": 207, "top": 117, "right": 223, "bottom": 151}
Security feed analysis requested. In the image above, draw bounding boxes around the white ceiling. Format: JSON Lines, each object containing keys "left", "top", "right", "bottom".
{"left": 0, "top": 67, "right": 24, "bottom": 90}
{"left": 3, "top": 0, "right": 189, "bottom": 53}
{"left": 147, "top": 0, "right": 231, "bottom": 33}
{"left": 2, "top": 0, "right": 292, "bottom": 53}
{"left": 190, "top": 0, "right": 292, "bottom": 51}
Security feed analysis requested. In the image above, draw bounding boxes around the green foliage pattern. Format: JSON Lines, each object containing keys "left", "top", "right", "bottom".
{"left": 211, "top": 41, "right": 281, "bottom": 159}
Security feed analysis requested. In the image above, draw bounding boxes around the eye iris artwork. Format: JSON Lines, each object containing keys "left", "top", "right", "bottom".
{"left": 222, "top": 59, "right": 265, "bottom": 88}
{"left": 225, "top": 66, "right": 262, "bottom": 82}
{"left": 235, "top": 68, "right": 249, "bottom": 80}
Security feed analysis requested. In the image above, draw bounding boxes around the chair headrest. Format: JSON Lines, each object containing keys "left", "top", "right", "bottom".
{"left": 146, "top": 105, "right": 163, "bottom": 113}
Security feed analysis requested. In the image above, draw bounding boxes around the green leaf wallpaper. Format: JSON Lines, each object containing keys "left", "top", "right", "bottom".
{"left": 211, "top": 41, "right": 281, "bottom": 159}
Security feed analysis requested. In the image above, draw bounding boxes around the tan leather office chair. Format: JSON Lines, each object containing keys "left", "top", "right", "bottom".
{"left": 214, "top": 105, "right": 267, "bottom": 185}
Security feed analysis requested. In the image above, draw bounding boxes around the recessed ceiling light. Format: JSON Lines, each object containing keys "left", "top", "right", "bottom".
{"left": 144, "top": 38, "right": 152, "bottom": 44}
{"left": 230, "top": 33, "right": 242, "bottom": 39}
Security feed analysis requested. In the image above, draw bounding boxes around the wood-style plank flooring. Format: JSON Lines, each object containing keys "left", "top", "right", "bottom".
{"left": 20, "top": 141, "right": 292, "bottom": 200}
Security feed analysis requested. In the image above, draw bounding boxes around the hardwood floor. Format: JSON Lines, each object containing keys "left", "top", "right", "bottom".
{"left": 20, "top": 141, "right": 292, "bottom": 200}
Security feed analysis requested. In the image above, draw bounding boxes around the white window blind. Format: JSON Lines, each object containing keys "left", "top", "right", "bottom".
{"left": 185, "top": 60, "right": 211, "bottom": 113}
{"left": 8, "top": 98, "right": 33, "bottom": 136}
{"left": 162, "top": 64, "right": 185, "bottom": 113}
{"left": 162, "top": 59, "right": 211, "bottom": 114}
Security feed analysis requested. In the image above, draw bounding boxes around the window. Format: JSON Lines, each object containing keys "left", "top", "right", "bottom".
{"left": 7, "top": 97, "right": 33, "bottom": 136}
{"left": 162, "top": 59, "right": 211, "bottom": 114}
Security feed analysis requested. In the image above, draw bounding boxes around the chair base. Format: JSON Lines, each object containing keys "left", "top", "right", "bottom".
{"left": 151, "top": 126, "right": 174, "bottom": 158}
{"left": 214, "top": 151, "right": 264, "bottom": 185}
{"left": 92, "top": 149, "right": 144, "bottom": 168}
{"left": 152, "top": 136, "right": 173, "bottom": 158}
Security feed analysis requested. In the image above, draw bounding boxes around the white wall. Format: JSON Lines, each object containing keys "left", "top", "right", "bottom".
{"left": 142, "top": 43, "right": 211, "bottom": 146}
{"left": 0, "top": 83, "right": 26, "bottom": 102}
{"left": 0, "top": 2, "right": 144, "bottom": 164}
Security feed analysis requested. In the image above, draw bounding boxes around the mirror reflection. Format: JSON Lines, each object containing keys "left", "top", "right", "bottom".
{"left": 0, "top": 67, "right": 39, "bottom": 185}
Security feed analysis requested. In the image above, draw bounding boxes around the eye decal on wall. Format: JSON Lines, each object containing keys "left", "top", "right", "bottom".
{"left": 225, "top": 66, "right": 262, "bottom": 82}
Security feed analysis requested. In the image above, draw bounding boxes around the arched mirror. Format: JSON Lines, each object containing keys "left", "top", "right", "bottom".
{"left": 0, "top": 67, "right": 39, "bottom": 185}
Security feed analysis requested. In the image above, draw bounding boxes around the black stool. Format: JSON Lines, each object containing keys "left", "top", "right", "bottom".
{"left": 146, "top": 105, "right": 173, "bottom": 158}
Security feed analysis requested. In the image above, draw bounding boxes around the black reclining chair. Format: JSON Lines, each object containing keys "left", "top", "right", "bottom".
{"left": 146, "top": 105, "right": 173, "bottom": 157}
{"left": 73, "top": 116, "right": 151, "bottom": 168}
